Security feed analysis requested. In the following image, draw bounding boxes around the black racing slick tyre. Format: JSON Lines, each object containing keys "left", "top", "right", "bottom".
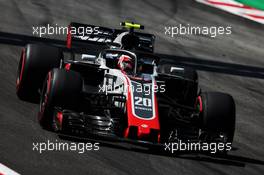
{"left": 201, "top": 92, "right": 236, "bottom": 143}
{"left": 38, "top": 69, "right": 83, "bottom": 130}
{"left": 16, "top": 44, "right": 62, "bottom": 103}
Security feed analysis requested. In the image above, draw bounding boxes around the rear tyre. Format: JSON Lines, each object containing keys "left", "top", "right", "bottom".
{"left": 38, "top": 69, "right": 83, "bottom": 130}
{"left": 16, "top": 44, "right": 62, "bottom": 103}
{"left": 201, "top": 92, "right": 236, "bottom": 143}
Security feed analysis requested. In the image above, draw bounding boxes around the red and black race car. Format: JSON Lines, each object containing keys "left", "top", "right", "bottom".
{"left": 16, "top": 22, "right": 236, "bottom": 152}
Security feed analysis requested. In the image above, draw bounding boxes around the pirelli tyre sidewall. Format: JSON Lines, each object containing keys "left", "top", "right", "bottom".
{"left": 38, "top": 68, "right": 83, "bottom": 130}
{"left": 16, "top": 44, "right": 62, "bottom": 102}
{"left": 201, "top": 92, "right": 236, "bottom": 143}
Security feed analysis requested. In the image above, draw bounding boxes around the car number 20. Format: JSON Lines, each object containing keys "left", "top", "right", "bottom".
{"left": 134, "top": 97, "right": 152, "bottom": 107}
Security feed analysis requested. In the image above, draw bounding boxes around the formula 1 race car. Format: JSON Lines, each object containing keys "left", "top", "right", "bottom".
{"left": 16, "top": 22, "right": 236, "bottom": 152}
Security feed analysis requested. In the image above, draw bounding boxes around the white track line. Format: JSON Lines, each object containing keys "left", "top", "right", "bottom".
{"left": 0, "top": 163, "right": 20, "bottom": 175}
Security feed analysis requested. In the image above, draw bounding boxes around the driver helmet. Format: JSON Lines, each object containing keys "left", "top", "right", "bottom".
{"left": 117, "top": 55, "right": 134, "bottom": 73}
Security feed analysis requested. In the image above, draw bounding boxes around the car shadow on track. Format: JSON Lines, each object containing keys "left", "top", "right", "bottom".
{"left": 58, "top": 134, "right": 264, "bottom": 168}
{"left": 103, "top": 142, "right": 264, "bottom": 167}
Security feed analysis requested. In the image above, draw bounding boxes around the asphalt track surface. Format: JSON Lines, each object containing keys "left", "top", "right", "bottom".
{"left": 0, "top": 0, "right": 264, "bottom": 174}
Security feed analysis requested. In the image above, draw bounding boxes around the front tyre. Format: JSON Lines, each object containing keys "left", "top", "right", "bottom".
{"left": 200, "top": 92, "right": 236, "bottom": 144}
{"left": 16, "top": 44, "right": 62, "bottom": 102}
{"left": 38, "top": 69, "right": 83, "bottom": 130}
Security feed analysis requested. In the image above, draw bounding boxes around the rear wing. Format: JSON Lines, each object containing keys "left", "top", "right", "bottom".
{"left": 67, "top": 22, "right": 155, "bottom": 52}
